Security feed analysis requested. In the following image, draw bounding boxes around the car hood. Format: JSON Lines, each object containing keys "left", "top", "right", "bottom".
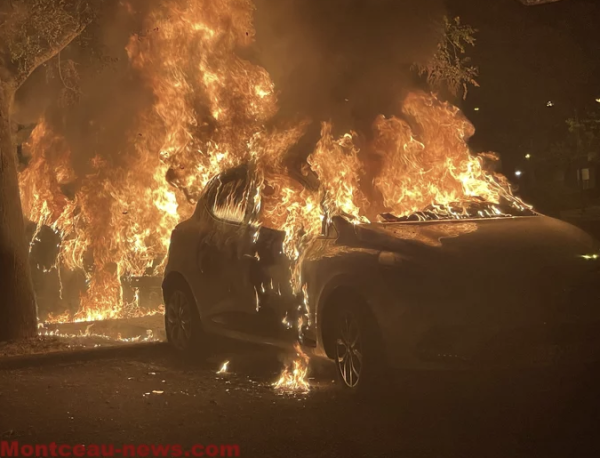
{"left": 354, "top": 216, "right": 598, "bottom": 271}
{"left": 346, "top": 215, "right": 600, "bottom": 324}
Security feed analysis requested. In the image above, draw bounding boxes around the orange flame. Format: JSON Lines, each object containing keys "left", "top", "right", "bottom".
{"left": 308, "top": 123, "right": 368, "bottom": 224}
{"left": 273, "top": 344, "right": 311, "bottom": 393}
{"left": 372, "top": 93, "right": 522, "bottom": 218}
{"left": 20, "top": 0, "right": 525, "bottom": 344}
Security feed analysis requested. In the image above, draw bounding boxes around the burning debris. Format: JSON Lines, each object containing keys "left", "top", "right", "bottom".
{"left": 37, "top": 313, "right": 163, "bottom": 346}
{"left": 273, "top": 344, "right": 311, "bottom": 393}
{"left": 38, "top": 327, "right": 158, "bottom": 343}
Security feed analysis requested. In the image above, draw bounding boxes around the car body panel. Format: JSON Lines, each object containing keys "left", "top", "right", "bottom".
{"left": 299, "top": 215, "right": 600, "bottom": 369}
{"left": 164, "top": 166, "right": 600, "bottom": 370}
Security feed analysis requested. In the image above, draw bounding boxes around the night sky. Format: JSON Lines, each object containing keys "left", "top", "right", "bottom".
{"left": 449, "top": 0, "right": 600, "bottom": 173}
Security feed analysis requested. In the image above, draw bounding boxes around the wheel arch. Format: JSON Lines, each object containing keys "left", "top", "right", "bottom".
{"left": 162, "top": 271, "right": 195, "bottom": 307}
{"left": 319, "top": 281, "right": 381, "bottom": 360}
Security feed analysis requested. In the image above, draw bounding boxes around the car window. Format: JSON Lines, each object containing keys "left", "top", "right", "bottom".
{"left": 210, "top": 172, "right": 249, "bottom": 224}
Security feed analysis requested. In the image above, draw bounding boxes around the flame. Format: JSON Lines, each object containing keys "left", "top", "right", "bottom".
{"left": 38, "top": 326, "right": 157, "bottom": 343}
{"left": 372, "top": 93, "right": 523, "bottom": 218}
{"left": 20, "top": 0, "right": 525, "bottom": 396}
{"left": 308, "top": 123, "right": 368, "bottom": 224}
{"left": 217, "top": 361, "right": 230, "bottom": 374}
{"left": 273, "top": 344, "right": 310, "bottom": 393}
{"left": 212, "top": 176, "right": 251, "bottom": 223}
{"left": 20, "top": 0, "right": 279, "bottom": 322}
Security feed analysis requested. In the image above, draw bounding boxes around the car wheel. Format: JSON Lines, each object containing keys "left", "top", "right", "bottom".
{"left": 333, "top": 302, "right": 385, "bottom": 393}
{"left": 165, "top": 286, "right": 205, "bottom": 356}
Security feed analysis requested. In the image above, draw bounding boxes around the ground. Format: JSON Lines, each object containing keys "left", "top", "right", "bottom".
{"left": 1, "top": 340, "right": 600, "bottom": 458}
{"left": 0, "top": 316, "right": 165, "bottom": 358}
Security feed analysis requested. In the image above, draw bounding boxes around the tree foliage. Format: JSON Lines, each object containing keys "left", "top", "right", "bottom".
{"left": 566, "top": 111, "right": 600, "bottom": 154}
{"left": 43, "top": 18, "right": 119, "bottom": 108}
{"left": 414, "top": 16, "right": 480, "bottom": 99}
{"left": 543, "top": 110, "right": 600, "bottom": 167}
{"left": 0, "top": 0, "right": 95, "bottom": 87}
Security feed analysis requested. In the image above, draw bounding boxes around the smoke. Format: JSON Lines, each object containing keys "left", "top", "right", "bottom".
{"left": 14, "top": 0, "right": 154, "bottom": 177}
{"left": 252, "top": 0, "right": 445, "bottom": 134}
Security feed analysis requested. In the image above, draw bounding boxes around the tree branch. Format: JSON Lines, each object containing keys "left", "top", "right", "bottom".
{"left": 15, "top": 23, "right": 86, "bottom": 90}
{"left": 57, "top": 50, "right": 79, "bottom": 93}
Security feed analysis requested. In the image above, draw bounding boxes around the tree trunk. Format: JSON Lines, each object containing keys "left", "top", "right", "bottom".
{"left": 0, "top": 80, "right": 37, "bottom": 341}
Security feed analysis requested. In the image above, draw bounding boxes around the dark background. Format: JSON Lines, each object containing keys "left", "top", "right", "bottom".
{"left": 449, "top": 0, "right": 600, "bottom": 173}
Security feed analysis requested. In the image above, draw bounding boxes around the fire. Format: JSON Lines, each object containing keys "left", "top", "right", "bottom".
{"left": 308, "top": 123, "right": 368, "bottom": 225}
{"left": 39, "top": 325, "right": 157, "bottom": 343}
{"left": 21, "top": 0, "right": 279, "bottom": 323}
{"left": 217, "top": 361, "right": 230, "bottom": 374}
{"left": 273, "top": 344, "right": 311, "bottom": 393}
{"left": 371, "top": 93, "right": 521, "bottom": 218}
{"left": 21, "top": 117, "right": 178, "bottom": 323}
{"left": 19, "top": 1, "right": 525, "bottom": 387}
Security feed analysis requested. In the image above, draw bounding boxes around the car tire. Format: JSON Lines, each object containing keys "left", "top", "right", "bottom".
{"left": 165, "top": 283, "right": 207, "bottom": 357}
{"left": 332, "top": 300, "right": 386, "bottom": 394}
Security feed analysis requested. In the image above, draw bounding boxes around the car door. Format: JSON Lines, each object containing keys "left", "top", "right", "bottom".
{"left": 246, "top": 224, "right": 298, "bottom": 340}
{"left": 236, "top": 172, "right": 306, "bottom": 341}
{"left": 197, "top": 166, "right": 262, "bottom": 332}
{"left": 199, "top": 165, "right": 308, "bottom": 342}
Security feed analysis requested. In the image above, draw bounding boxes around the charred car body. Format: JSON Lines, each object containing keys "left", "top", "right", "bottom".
{"left": 163, "top": 163, "right": 600, "bottom": 390}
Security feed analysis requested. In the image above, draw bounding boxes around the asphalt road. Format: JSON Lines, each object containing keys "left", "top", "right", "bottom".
{"left": 1, "top": 343, "right": 600, "bottom": 458}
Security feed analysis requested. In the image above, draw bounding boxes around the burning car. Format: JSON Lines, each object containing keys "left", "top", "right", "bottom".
{"left": 162, "top": 163, "right": 600, "bottom": 391}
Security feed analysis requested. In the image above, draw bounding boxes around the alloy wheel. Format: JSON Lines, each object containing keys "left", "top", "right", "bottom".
{"left": 166, "top": 290, "right": 193, "bottom": 350}
{"left": 335, "top": 310, "right": 363, "bottom": 388}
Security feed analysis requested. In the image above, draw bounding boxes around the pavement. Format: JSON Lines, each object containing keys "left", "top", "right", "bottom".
{"left": 1, "top": 341, "right": 600, "bottom": 458}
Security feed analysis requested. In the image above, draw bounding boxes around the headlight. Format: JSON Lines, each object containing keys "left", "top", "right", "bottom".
{"left": 581, "top": 253, "right": 599, "bottom": 260}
